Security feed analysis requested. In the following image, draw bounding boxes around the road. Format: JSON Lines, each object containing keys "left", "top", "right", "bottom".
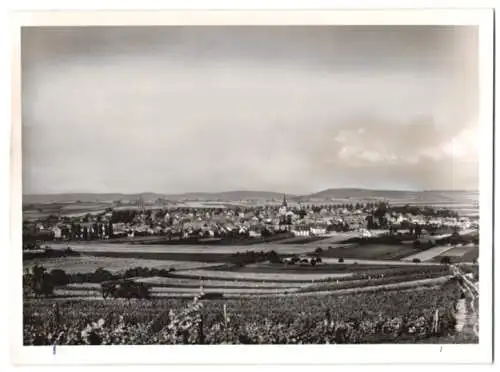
{"left": 321, "top": 258, "right": 441, "bottom": 266}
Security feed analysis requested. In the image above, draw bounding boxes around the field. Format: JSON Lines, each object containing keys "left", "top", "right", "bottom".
{"left": 433, "top": 245, "right": 479, "bottom": 264}
{"left": 318, "top": 244, "right": 418, "bottom": 261}
{"left": 51, "top": 242, "right": 328, "bottom": 255}
{"left": 23, "top": 256, "right": 218, "bottom": 274}
{"left": 23, "top": 238, "right": 471, "bottom": 300}
{"left": 402, "top": 245, "right": 458, "bottom": 262}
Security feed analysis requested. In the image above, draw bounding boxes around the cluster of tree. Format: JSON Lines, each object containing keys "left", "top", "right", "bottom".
{"left": 436, "top": 231, "right": 478, "bottom": 246}
{"left": 23, "top": 246, "right": 80, "bottom": 260}
{"left": 285, "top": 254, "right": 323, "bottom": 266}
{"left": 389, "top": 205, "right": 459, "bottom": 218}
{"left": 110, "top": 210, "right": 138, "bottom": 223}
{"left": 412, "top": 239, "right": 436, "bottom": 249}
{"left": 23, "top": 230, "right": 55, "bottom": 243}
{"left": 24, "top": 266, "right": 181, "bottom": 293}
{"left": 326, "top": 222, "right": 351, "bottom": 233}
{"left": 229, "top": 250, "right": 281, "bottom": 266}
{"left": 68, "top": 266, "right": 178, "bottom": 284}
{"left": 23, "top": 265, "right": 55, "bottom": 297}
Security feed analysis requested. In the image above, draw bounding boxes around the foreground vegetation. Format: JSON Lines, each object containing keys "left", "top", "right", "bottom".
{"left": 23, "top": 280, "right": 467, "bottom": 345}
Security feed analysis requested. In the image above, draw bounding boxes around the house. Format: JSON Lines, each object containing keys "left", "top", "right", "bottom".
{"left": 248, "top": 230, "right": 262, "bottom": 238}
{"left": 292, "top": 228, "right": 310, "bottom": 237}
{"left": 310, "top": 227, "right": 327, "bottom": 236}
{"left": 52, "top": 226, "right": 62, "bottom": 240}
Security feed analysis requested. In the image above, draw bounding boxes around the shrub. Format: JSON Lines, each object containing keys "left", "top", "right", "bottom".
{"left": 268, "top": 250, "right": 281, "bottom": 264}
{"left": 92, "top": 268, "right": 114, "bottom": 283}
{"left": 338, "top": 257, "right": 344, "bottom": 263}
{"left": 412, "top": 258, "right": 421, "bottom": 263}
{"left": 50, "top": 269, "right": 69, "bottom": 286}
{"left": 440, "top": 256, "right": 451, "bottom": 265}
{"left": 315, "top": 247, "right": 323, "bottom": 254}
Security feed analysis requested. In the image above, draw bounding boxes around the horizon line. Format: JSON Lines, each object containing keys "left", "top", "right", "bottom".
{"left": 23, "top": 187, "right": 480, "bottom": 197}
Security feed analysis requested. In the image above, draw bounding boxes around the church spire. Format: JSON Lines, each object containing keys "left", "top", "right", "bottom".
{"left": 282, "top": 194, "right": 287, "bottom": 208}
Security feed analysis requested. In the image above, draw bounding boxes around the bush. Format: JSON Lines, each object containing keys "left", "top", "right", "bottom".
{"left": 440, "top": 256, "right": 452, "bottom": 265}
{"left": 412, "top": 258, "right": 421, "bottom": 263}
{"left": 268, "top": 250, "right": 281, "bottom": 264}
{"left": 92, "top": 268, "right": 114, "bottom": 283}
{"left": 315, "top": 247, "right": 323, "bottom": 254}
{"left": 50, "top": 269, "right": 69, "bottom": 286}
{"left": 338, "top": 257, "right": 344, "bottom": 263}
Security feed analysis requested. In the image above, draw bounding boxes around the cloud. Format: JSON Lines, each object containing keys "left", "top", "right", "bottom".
{"left": 21, "top": 26, "right": 479, "bottom": 194}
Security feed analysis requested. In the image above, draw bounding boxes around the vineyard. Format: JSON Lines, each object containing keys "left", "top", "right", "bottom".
{"left": 24, "top": 278, "right": 468, "bottom": 345}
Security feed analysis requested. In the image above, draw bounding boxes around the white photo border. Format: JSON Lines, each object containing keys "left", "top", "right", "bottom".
{"left": 9, "top": 8, "right": 494, "bottom": 366}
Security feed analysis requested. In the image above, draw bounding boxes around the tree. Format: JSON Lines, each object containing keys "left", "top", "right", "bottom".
{"left": 268, "top": 250, "right": 281, "bottom": 264}
{"left": 440, "top": 256, "right": 452, "bottom": 265}
{"left": 92, "top": 268, "right": 114, "bottom": 283}
{"left": 26, "top": 265, "right": 54, "bottom": 297}
{"left": 338, "top": 257, "right": 344, "bottom": 263}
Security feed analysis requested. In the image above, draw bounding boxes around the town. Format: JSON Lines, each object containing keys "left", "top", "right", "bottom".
{"left": 22, "top": 194, "right": 479, "bottom": 247}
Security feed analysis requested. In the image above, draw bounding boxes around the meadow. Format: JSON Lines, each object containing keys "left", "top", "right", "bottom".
{"left": 318, "top": 244, "right": 418, "bottom": 261}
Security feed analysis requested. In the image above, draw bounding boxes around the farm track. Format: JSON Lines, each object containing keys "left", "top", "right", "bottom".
{"left": 451, "top": 265, "right": 479, "bottom": 338}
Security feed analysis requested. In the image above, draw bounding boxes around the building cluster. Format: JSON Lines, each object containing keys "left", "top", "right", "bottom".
{"left": 23, "top": 195, "right": 477, "bottom": 243}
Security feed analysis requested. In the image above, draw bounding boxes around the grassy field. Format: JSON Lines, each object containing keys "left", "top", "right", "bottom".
{"left": 433, "top": 245, "right": 479, "bottom": 264}
{"left": 63, "top": 278, "right": 301, "bottom": 291}
{"left": 439, "top": 244, "right": 478, "bottom": 257}
{"left": 168, "top": 268, "right": 353, "bottom": 283}
{"left": 318, "top": 244, "right": 418, "bottom": 261}
{"left": 23, "top": 256, "right": 220, "bottom": 274}
{"left": 402, "top": 245, "right": 458, "bottom": 262}
{"left": 52, "top": 242, "right": 320, "bottom": 255}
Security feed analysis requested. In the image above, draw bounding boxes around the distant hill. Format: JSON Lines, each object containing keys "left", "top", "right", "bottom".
{"left": 23, "top": 188, "right": 477, "bottom": 205}
{"left": 305, "top": 188, "right": 413, "bottom": 200}
{"left": 23, "top": 190, "right": 292, "bottom": 204}
{"left": 302, "top": 188, "right": 478, "bottom": 204}
{"left": 165, "top": 190, "right": 293, "bottom": 201}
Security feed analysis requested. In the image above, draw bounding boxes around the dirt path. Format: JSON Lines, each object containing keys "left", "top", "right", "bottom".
{"left": 451, "top": 265, "right": 479, "bottom": 338}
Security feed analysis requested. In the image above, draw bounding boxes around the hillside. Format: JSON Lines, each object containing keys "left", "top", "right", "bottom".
{"left": 23, "top": 188, "right": 478, "bottom": 205}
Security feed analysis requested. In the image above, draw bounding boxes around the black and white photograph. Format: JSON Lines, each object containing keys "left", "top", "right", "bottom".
{"left": 10, "top": 7, "right": 494, "bottom": 366}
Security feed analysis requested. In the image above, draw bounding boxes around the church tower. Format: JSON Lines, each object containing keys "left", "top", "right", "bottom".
{"left": 279, "top": 194, "right": 288, "bottom": 216}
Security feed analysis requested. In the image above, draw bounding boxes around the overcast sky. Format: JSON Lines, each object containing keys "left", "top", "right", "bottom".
{"left": 21, "top": 26, "right": 478, "bottom": 195}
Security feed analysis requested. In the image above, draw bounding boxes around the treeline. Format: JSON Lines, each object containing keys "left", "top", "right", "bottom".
{"left": 229, "top": 250, "right": 282, "bottom": 266}
{"left": 23, "top": 246, "right": 80, "bottom": 260}
{"left": 24, "top": 265, "right": 181, "bottom": 292}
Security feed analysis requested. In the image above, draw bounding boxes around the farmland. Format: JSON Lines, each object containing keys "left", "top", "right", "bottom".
{"left": 317, "top": 243, "right": 418, "bottom": 261}
{"left": 23, "top": 239, "right": 466, "bottom": 298}
{"left": 23, "top": 238, "right": 478, "bottom": 345}
{"left": 23, "top": 256, "right": 218, "bottom": 274}
{"left": 433, "top": 245, "right": 479, "bottom": 264}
